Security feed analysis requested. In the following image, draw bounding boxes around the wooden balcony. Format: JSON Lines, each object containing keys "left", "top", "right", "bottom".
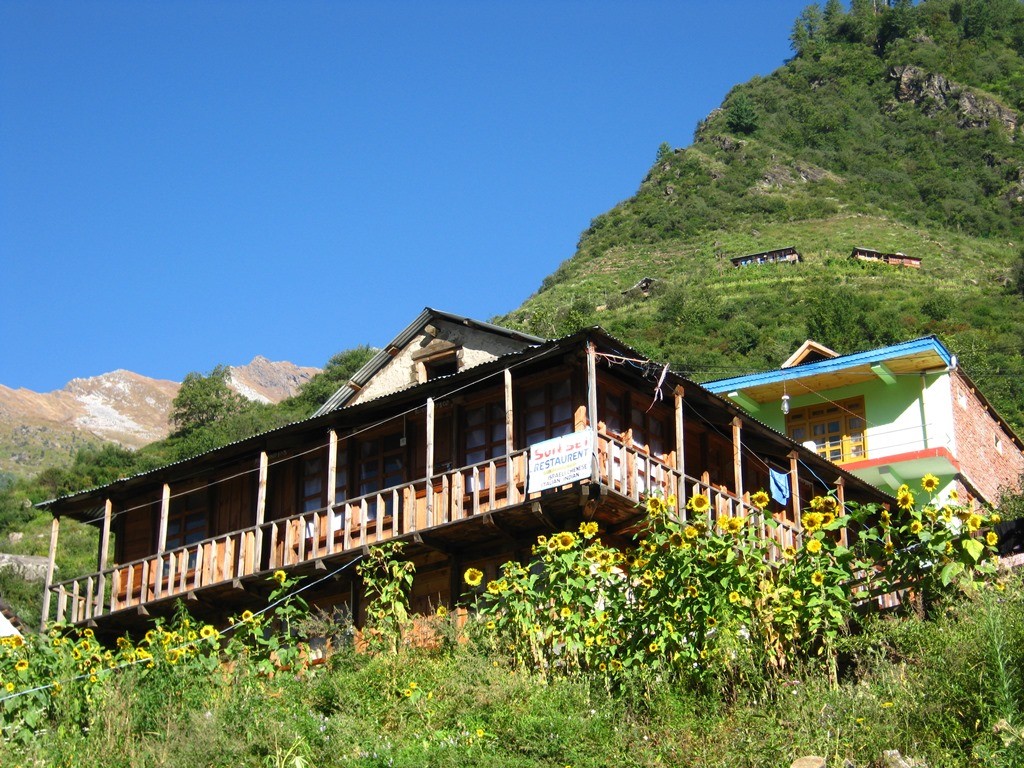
{"left": 47, "top": 434, "right": 803, "bottom": 628}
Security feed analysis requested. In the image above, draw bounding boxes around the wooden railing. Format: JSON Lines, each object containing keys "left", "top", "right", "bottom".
{"left": 48, "top": 437, "right": 807, "bottom": 625}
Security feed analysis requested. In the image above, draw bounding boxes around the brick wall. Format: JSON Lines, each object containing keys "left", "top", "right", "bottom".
{"left": 950, "top": 372, "right": 1024, "bottom": 504}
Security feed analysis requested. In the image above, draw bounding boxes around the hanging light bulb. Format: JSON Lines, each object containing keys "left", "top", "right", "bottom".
{"left": 781, "top": 393, "right": 790, "bottom": 415}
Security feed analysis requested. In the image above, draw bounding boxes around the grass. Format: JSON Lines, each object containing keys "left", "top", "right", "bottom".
{"left": 7, "top": 586, "right": 1024, "bottom": 767}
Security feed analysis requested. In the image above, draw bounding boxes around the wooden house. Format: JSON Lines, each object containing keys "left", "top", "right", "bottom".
{"left": 850, "top": 247, "right": 921, "bottom": 268}
{"left": 38, "top": 309, "right": 892, "bottom": 638}
{"left": 730, "top": 246, "right": 802, "bottom": 268}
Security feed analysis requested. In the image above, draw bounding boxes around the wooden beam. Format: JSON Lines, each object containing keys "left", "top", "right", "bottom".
{"left": 586, "top": 341, "right": 599, "bottom": 482}
{"left": 254, "top": 451, "right": 269, "bottom": 570}
{"left": 727, "top": 390, "right": 760, "bottom": 413}
{"left": 788, "top": 451, "right": 801, "bottom": 530}
{"left": 674, "top": 386, "right": 686, "bottom": 513}
{"left": 425, "top": 397, "right": 435, "bottom": 529}
{"left": 412, "top": 531, "right": 450, "bottom": 554}
{"left": 96, "top": 498, "right": 114, "bottom": 618}
{"left": 530, "top": 501, "right": 557, "bottom": 530}
{"left": 40, "top": 515, "right": 60, "bottom": 631}
{"left": 157, "top": 483, "right": 170, "bottom": 554}
{"left": 482, "top": 511, "right": 517, "bottom": 544}
{"left": 326, "top": 430, "right": 338, "bottom": 548}
{"left": 732, "top": 417, "right": 743, "bottom": 501}
{"left": 870, "top": 362, "right": 897, "bottom": 385}
{"left": 504, "top": 369, "right": 517, "bottom": 505}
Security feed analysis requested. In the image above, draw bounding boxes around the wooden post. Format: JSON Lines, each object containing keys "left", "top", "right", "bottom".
{"left": 96, "top": 498, "right": 113, "bottom": 616}
{"left": 674, "top": 386, "right": 686, "bottom": 514}
{"left": 327, "top": 430, "right": 338, "bottom": 552}
{"left": 253, "top": 451, "right": 268, "bottom": 571}
{"left": 155, "top": 484, "right": 170, "bottom": 599}
{"left": 157, "top": 483, "right": 170, "bottom": 554}
{"left": 425, "top": 397, "right": 435, "bottom": 528}
{"left": 40, "top": 515, "right": 60, "bottom": 631}
{"left": 731, "top": 417, "right": 743, "bottom": 502}
{"left": 504, "top": 368, "right": 516, "bottom": 503}
{"left": 788, "top": 451, "right": 802, "bottom": 531}
{"left": 586, "top": 340, "right": 599, "bottom": 482}
{"left": 834, "top": 476, "right": 847, "bottom": 546}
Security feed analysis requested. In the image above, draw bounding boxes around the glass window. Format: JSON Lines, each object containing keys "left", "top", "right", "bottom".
{"left": 786, "top": 397, "right": 867, "bottom": 463}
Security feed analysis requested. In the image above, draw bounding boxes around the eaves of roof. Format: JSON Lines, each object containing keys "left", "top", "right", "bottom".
{"left": 703, "top": 336, "right": 951, "bottom": 393}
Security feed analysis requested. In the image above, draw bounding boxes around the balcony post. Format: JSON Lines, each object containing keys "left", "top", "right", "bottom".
{"left": 425, "top": 397, "right": 435, "bottom": 528}
{"left": 586, "top": 341, "right": 598, "bottom": 482}
{"left": 96, "top": 498, "right": 113, "bottom": 615}
{"left": 326, "top": 430, "right": 338, "bottom": 551}
{"left": 834, "top": 476, "right": 847, "bottom": 546}
{"left": 40, "top": 514, "right": 60, "bottom": 631}
{"left": 253, "top": 451, "right": 268, "bottom": 571}
{"left": 674, "top": 386, "right": 686, "bottom": 511}
{"left": 787, "top": 451, "right": 802, "bottom": 531}
{"left": 504, "top": 369, "right": 517, "bottom": 503}
{"left": 155, "top": 483, "right": 170, "bottom": 598}
{"left": 731, "top": 417, "right": 744, "bottom": 502}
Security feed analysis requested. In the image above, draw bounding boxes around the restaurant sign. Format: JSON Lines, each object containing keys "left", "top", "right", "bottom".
{"left": 527, "top": 430, "right": 595, "bottom": 494}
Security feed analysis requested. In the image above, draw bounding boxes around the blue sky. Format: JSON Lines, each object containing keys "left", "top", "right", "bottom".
{"left": 1, "top": 0, "right": 810, "bottom": 393}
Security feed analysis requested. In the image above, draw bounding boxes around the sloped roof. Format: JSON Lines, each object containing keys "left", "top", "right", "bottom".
{"left": 311, "top": 308, "right": 545, "bottom": 417}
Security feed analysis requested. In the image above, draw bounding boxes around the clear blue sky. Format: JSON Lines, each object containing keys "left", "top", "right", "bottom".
{"left": 1, "top": 0, "right": 809, "bottom": 393}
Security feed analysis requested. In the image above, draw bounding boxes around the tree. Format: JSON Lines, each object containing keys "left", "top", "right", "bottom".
{"left": 171, "top": 364, "right": 245, "bottom": 435}
{"left": 822, "top": 0, "right": 845, "bottom": 39}
{"left": 726, "top": 93, "right": 759, "bottom": 135}
{"left": 1013, "top": 248, "right": 1024, "bottom": 299}
{"left": 791, "top": 3, "right": 825, "bottom": 56}
{"left": 290, "top": 345, "right": 376, "bottom": 413}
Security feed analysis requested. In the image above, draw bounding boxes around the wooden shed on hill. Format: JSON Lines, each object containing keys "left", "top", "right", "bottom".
{"left": 850, "top": 247, "right": 921, "bottom": 269}
{"left": 37, "top": 309, "right": 892, "bottom": 639}
{"left": 730, "top": 246, "right": 802, "bottom": 268}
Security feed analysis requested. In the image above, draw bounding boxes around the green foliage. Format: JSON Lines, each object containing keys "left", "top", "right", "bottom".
{"left": 171, "top": 364, "right": 245, "bottom": 435}
{"left": 356, "top": 541, "right": 416, "bottom": 655}
{"left": 725, "top": 93, "right": 759, "bottom": 135}
{"left": 287, "top": 344, "right": 375, "bottom": 413}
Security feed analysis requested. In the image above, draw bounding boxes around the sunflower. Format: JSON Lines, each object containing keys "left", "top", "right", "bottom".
{"left": 685, "top": 585, "right": 699, "bottom": 598}
{"left": 640, "top": 572, "right": 655, "bottom": 588}
{"left": 751, "top": 490, "right": 770, "bottom": 510}
{"left": 909, "top": 520, "right": 924, "bottom": 535}
{"left": 666, "top": 494, "right": 677, "bottom": 509}
{"left": 811, "top": 571, "right": 825, "bottom": 586}
{"left": 273, "top": 569, "right": 287, "bottom": 586}
{"left": 200, "top": 625, "right": 218, "bottom": 640}
{"left": 240, "top": 610, "right": 255, "bottom": 623}
{"left": 726, "top": 516, "right": 745, "bottom": 534}
{"left": 728, "top": 591, "right": 741, "bottom": 604}
{"left": 803, "top": 512, "right": 823, "bottom": 533}
{"left": 555, "top": 532, "right": 577, "bottom": 551}
{"left": 687, "top": 493, "right": 710, "bottom": 514}
{"left": 987, "top": 531, "right": 999, "bottom": 547}
{"left": 646, "top": 496, "right": 665, "bottom": 516}
{"left": 992, "top": 513, "right": 1003, "bottom": 524}
{"left": 880, "top": 510, "right": 891, "bottom": 527}
{"left": 782, "top": 545, "right": 797, "bottom": 560}
{"left": 683, "top": 525, "right": 699, "bottom": 540}
{"left": 897, "top": 487, "right": 915, "bottom": 511}
{"left": 949, "top": 489, "right": 959, "bottom": 501}
{"left": 669, "top": 532, "right": 684, "bottom": 548}
{"left": 805, "top": 538, "right": 823, "bottom": 555}
{"left": 464, "top": 568, "right": 484, "bottom": 587}
{"left": 15, "top": 659, "right": 28, "bottom": 673}
{"left": 560, "top": 606, "right": 572, "bottom": 618}
{"left": 486, "top": 580, "right": 503, "bottom": 595}
{"left": 579, "top": 521, "right": 599, "bottom": 538}
{"left": 921, "top": 474, "right": 940, "bottom": 493}
{"left": 648, "top": 641, "right": 660, "bottom": 653}
{"left": 967, "top": 514, "right": 983, "bottom": 533}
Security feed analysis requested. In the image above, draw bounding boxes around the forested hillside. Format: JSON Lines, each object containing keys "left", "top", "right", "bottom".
{"left": 501, "top": 0, "right": 1024, "bottom": 433}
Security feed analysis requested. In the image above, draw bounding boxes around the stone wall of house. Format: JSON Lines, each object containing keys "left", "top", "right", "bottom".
{"left": 951, "top": 371, "right": 1024, "bottom": 504}
{"left": 351, "top": 319, "right": 536, "bottom": 406}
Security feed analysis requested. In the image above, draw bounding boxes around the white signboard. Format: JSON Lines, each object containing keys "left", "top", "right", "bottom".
{"left": 527, "top": 430, "right": 595, "bottom": 494}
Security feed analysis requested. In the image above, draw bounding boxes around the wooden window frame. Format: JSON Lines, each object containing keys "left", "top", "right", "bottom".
{"left": 786, "top": 396, "right": 867, "bottom": 463}
{"left": 518, "top": 375, "right": 575, "bottom": 449}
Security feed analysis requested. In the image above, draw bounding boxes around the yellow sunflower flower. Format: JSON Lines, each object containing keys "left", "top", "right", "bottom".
{"left": 967, "top": 514, "right": 982, "bottom": 532}
{"left": 805, "top": 539, "right": 823, "bottom": 555}
{"left": 897, "top": 488, "right": 915, "bottom": 511}
{"left": 683, "top": 525, "right": 699, "bottom": 540}
{"left": 909, "top": 520, "right": 924, "bottom": 535}
{"left": 728, "top": 591, "right": 741, "bottom": 604}
{"left": 273, "top": 569, "right": 287, "bottom": 586}
{"left": 921, "top": 474, "right": 940, "bottom": 493}
{"left": 687, "top": 493, "right": 710, "bottom": 514}
{"left": 646, "top": 496, "right": 665, "bottom": 516}
{"left": 987, "top": 531, "right": 999, "bottom": 547}
{"left": 15, "top": 659, "right": 29, "bottom": 673}
{"left": 464, "top": 568, "right": 484, "bottom": 587}
{"left": 811, "top": 571, "right": 825, "bottom": 586}
{"left": 751, "top": 490, "right": 770, "bottom": 510}
{"left": 240, "top": 610, "right": 255, "bottom": 623}
{"left": 555, "top": 531, "right": 577, "bottom": 551}
{"left": 579, "top": 521, "right": 599, "bottom": 538}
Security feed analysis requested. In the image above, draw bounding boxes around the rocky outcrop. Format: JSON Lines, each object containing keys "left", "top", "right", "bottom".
{"left": 891, "top": 65, "right": 1018, "bottom": 136}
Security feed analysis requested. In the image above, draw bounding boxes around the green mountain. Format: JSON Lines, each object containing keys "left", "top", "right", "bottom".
{"left": 500, "top": 0, "right": 1024, "bottom": 433}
